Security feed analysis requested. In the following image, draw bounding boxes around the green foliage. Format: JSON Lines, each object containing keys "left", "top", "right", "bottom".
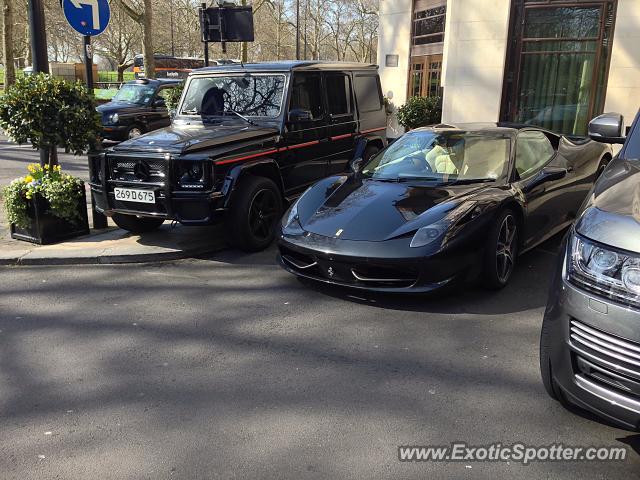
{"left": 396, "top": 96, "right": 442, "bottom": 130}
{"left": 3, "top": 164, "right": 84, "bottom": 229}
{"left": 164, "top": 83, "right": 185, "bottom": 112}
{"left": 97, "top": 71, "right": 136, "bottom": 82}
{"left": 0, "top": 73, "right": 101, "bottom": 154}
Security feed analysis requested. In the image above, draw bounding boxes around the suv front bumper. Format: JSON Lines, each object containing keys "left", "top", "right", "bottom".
{"left": 545, "top": 243, "right": 640, "bottom": 430}
{"left": 88, "top": 152, "right": 225, "bottom": 225}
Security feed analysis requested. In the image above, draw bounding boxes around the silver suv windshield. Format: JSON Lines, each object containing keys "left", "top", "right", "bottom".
{"left": 179, "top": 74, "right": 286, "bottom": 119}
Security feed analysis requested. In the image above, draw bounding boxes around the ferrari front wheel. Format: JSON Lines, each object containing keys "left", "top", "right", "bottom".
{"left": 482, "top": 209, "right": 518, "bottom": 289}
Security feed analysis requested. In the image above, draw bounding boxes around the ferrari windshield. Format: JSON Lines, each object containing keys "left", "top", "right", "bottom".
{"left": 362, "top": 130, "right": 511, "bottom": 183}
{"left": 179, "top": 74, "right": 286, "bottom": 118}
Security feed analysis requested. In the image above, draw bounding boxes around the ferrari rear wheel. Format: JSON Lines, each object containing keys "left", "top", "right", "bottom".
{"left": 482, "top": 210, "right": 518, "bottom": 289}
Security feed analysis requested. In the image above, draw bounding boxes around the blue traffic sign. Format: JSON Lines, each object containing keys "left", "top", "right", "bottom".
{"left": 62, "top": 0, "right": 110, "bottom": 36}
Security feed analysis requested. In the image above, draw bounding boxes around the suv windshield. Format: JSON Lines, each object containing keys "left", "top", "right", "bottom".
{"left": 362, "top": 130, "right": 511, "bottom": 183}
{"left": 179, "top": 74, "right": 286, "bottom": 119}
{"left": 113, "top": 84, "right": 156, "bottom": 105}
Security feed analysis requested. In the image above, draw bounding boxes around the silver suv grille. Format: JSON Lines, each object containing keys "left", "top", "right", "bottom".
{"left": 570, "top": 320, "right": 640, "bottom": 375}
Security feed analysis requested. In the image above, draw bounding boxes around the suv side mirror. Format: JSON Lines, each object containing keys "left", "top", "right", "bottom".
{"left": 288, "top": 108, "right": 313, "bottom": 123}
{"left": 589, "top": 113, "right": 625, "bottom": 144}
{"left": 153, "top": 97, "right": 166, "bottom": 108}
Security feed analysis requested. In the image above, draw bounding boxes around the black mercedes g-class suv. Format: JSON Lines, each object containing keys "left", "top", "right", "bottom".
{"left": 89, "top": 61, "right": 387, "bottom": 251}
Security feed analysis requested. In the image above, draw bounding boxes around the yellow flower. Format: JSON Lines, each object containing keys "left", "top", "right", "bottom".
{"left": 24, "top": 175, "right": 34, "bottom": 183}
{"left": 27, "top": 164, "right": 37, "bottom": 173}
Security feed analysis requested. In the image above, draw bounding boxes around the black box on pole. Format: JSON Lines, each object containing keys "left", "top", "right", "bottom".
{"left": 199, "top": 6, "right": 254, "bottom": 43}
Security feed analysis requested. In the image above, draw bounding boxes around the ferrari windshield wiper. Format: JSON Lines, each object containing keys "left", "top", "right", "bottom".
{"left": 396, "top": 176, "right": 439, "bottom": 182}
{"left": 446, "top": 178, "right": 496, "bottom": 185}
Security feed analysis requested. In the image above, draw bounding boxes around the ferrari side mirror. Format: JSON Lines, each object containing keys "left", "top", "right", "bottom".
{"left": 589, "top": 113, "right": 625, "bottom": 144}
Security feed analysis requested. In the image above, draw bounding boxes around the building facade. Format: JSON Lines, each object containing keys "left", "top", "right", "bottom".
{"left": 378, "top": 0, "right": 640, "bottom": 138}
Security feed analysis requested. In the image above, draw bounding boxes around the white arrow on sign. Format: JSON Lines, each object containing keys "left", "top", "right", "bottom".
{"left": 70, "top": 0, "right": 100, "bottom": 30}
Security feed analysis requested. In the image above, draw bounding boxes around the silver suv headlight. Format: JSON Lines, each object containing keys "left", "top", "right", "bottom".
{"left": 567, "top": 232, "right": 640, "bottom": 307}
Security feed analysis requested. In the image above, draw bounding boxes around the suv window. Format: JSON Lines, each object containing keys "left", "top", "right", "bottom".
{"left": 290, "top": 73, "right": 323, "bottom": 120}
{"left": 326, "top": 74, "right": 352, "bottom": 116}
{"left": 354, "top": 75, "right": 382, "bottom": 113}
{"left": 515, "top": 130, "right": 556, "bottom": 178}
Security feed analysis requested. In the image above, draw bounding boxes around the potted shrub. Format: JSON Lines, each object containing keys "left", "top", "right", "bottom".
{"left": 397, "top": 96, "right": 442, "bottom": 131}
{"left": 0, "top": 73, "right": 100, "bottom": 244}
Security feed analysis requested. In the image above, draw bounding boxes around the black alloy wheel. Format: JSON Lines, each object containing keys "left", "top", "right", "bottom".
{"left": 482, "top": 209, "right": 519, "bottom": 289}
{"left": 496, "top": 213, "right": 517, "bottom": 284}
{"left": 248, "top": 188, "right": 280, "bottom": 242}
{"left": 226, "top": 175, "right": 283, "bottom": 252}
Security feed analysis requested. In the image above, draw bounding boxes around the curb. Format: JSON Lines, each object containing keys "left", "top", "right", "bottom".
{"left": 2, "top": 242, "right": 225, "bottom": 266}
{"left": 0, "top": 225, "right": 227, "bottom": 266}
{"left": 0, "top": 242, "right": 226, "bottom": 266}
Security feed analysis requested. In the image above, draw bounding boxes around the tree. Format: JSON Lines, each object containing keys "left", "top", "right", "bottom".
{"left": 0, "top": 74, "right": 101, "bottom": 168}
{"left": 2, "top": 0, "right": 16, "bottom": 87}
{"left": 94, "top": 1, "right": 140, "bottom": 81}
{"left": 115, "top": 0, "right": 154, "bottom": 78}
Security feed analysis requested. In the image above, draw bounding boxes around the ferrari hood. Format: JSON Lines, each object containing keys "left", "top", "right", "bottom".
{"left": 300, "top": 178, "right": 485, "bottom": 241}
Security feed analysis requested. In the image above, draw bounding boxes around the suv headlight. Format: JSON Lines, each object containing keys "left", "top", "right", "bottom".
{"left": 109, "top": 113, "right": 119, "bottom": 124}
{"left": 567, "top": 233, "right": 640, "bottom": 306}
{"left": 410, "top": 201, "right": 479, "bottom": 248}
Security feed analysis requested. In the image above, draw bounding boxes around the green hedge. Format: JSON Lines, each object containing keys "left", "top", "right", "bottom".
{"left": 97, "top": 71, "right": 135, "bottom": 82}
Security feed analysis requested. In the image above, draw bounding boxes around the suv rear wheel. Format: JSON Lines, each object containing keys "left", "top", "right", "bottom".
{"left": 112, "top": 213, "right": 165, "bottom": 233}
{"left": 226, "top": 176, "right": 283, "bottom": 252}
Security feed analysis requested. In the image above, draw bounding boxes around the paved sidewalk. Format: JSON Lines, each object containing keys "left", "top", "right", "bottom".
{"left": 0, "top": 223, "right": 226, "bottom": 266}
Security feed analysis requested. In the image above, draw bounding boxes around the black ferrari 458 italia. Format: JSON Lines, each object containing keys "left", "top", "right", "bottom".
{"left": 277, "top": 123, "right": 613, "bottom": 292}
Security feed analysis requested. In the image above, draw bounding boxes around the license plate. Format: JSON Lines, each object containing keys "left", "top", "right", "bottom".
{"left": 114, "top": 187, "right": 155, "bottom": 204}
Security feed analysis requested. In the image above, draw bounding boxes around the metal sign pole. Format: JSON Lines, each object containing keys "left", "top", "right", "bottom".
{"left": 28, "top": 0, "right": 50, "bottom": 167}
{"left": 85, "top": 35, "right": 107, "bottom": 229}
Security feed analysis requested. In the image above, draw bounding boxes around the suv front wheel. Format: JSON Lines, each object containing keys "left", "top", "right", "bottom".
{"left": 226, "top": 176, "right": 283, "bottom": 252}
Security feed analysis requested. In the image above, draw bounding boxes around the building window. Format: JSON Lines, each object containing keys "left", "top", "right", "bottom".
{"left": 409, "top": 55, "right": 443, "bottom": 99}
{"left": 501, "top": 0, "right": 616, "bottom": 135}
{"left": 412, "top": 6, "right": 446, "bottom": 46}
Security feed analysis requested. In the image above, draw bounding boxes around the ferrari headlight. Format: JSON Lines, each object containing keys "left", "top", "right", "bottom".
{"left": 410, "top": 223, "right": 448, "bottom": 248}
{"left": 282, "top": 201, "right": 304, "bottom": 235}
{"left": 109, "top": 113, "right": 119, "bottom": 124}
{"left": 410, "top": 201, "right": 478, "bottom": 248}
{"left": 567, "top": 233, "right": 640, "bottom": 306}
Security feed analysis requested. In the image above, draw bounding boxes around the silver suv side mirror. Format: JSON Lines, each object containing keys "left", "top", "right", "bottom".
{"left": 588, "top": 113, "right": 626, "bottom": 144}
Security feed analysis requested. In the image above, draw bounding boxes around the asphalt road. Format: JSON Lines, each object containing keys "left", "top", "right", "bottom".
{"left": 0, "top": 135, "right": 90, "bottom": 186}
{"left": 1, "top": 241, "right": 639, "bottom": 479}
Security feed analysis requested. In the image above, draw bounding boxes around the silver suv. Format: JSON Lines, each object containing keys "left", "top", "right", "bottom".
{"left": 540, "top": 110, "right": 640, "bottom": 429}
